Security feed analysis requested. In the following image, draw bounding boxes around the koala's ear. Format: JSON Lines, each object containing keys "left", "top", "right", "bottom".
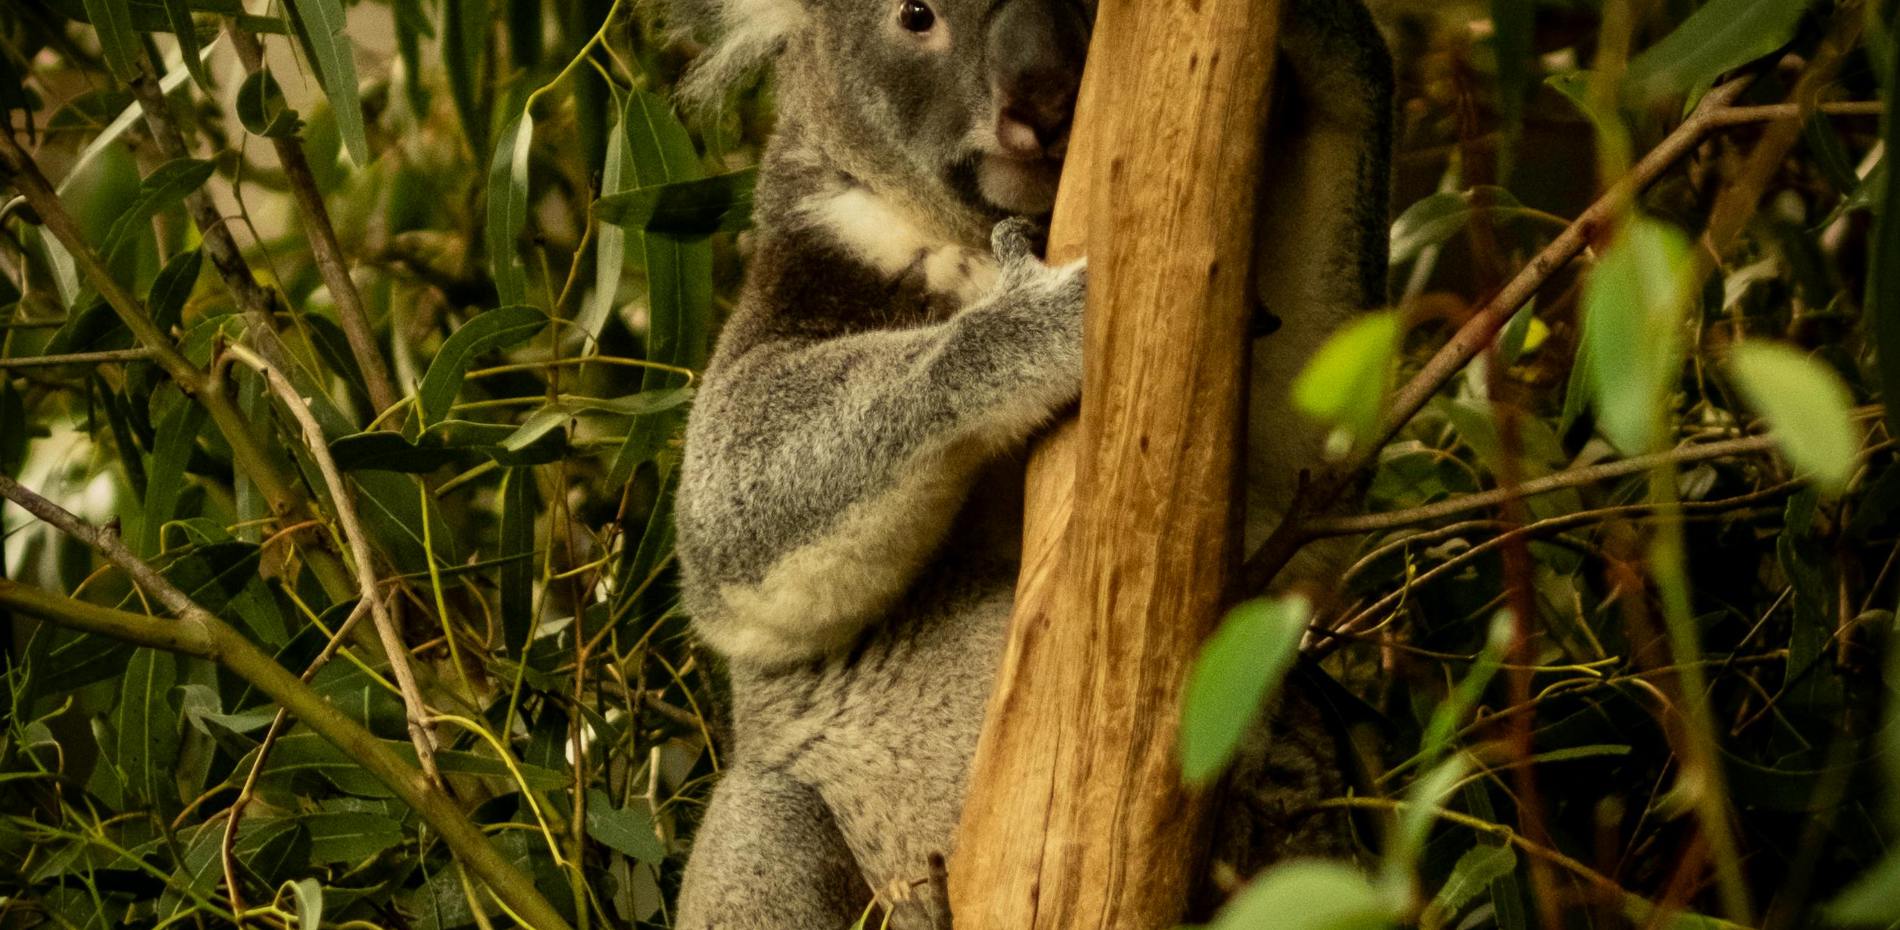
{"left": 670, "top": 0, "right": 809, "bottom": 111}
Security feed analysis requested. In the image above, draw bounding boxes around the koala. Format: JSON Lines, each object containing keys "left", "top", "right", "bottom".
{"left": 668, "top": 0, "right": 1393, "bottom": 926}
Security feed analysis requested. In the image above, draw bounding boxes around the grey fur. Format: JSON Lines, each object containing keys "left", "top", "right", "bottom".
{"left": 671, "top": 0, "right": 1393, "bottom": 925}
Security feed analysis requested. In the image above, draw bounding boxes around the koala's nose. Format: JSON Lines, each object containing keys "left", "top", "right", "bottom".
{"left": 989, "top": 0, "right": 1087, "bottom": 157}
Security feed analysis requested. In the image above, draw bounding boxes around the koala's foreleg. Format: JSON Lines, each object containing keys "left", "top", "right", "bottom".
{"left": 677, "top": 220, "right": 1082, "bottom": 666}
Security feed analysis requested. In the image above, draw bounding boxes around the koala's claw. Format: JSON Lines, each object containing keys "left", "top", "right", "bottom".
{"left": 990, "top": 217, "right": 1040, "bottom": 266}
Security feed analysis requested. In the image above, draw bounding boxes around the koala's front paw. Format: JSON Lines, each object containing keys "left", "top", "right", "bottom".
{"left": 989, "top": 217, "right": 1086, "bottom": 394}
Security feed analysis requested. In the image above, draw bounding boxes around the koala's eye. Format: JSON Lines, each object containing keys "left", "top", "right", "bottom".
{"left": 897, "top": 0, "right": 937, "bottom": 33}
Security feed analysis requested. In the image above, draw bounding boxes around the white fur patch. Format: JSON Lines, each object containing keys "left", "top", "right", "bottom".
{"left": 802, "top": 187, "right": 999, "bottom": 306}
{"left": 697, "top": 446, "right": 985, "bottom": 666}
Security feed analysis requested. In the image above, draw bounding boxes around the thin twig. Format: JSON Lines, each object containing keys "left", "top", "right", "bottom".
{"left": 0, "top": 348, "right": 156, "bottom": 368}
{"left": 1306, "top": 436, "right": 1778, "bottom": 538}
{"left": 1242, "top": 75, "right": 1757, "bottom": 592}
{"left": 220, "top": 342, "right": 442, "bottom": 782}
{"left": 224, "top": 24, "right": 401, "bottom": 415}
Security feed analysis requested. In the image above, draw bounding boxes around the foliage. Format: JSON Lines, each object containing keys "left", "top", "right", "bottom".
{"left": 0, "top": 1, "right": 1894, "bottom": 930}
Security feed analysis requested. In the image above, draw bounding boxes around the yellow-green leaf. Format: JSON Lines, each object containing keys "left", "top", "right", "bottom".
{"left": 1726, "top": 342, "right": 1859, "bottom": 496}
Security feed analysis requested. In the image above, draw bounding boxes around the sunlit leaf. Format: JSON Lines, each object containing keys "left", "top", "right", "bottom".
{"left": 1582, "top": 217, "right": 1695, "bottom": 455}
{"left": 81, "top": 0, "right": 141, "bottom": 81}
{"left": 1180, "top": 595, "right": 1310, "bottom": 784}
{"left": 1291, "top": 310, "right": 1402, "bottom": 456}
{"left": 1205, "top": 861, "right": 1397, "bottom": 930}
{"left": 1727, "top": 342, "right": 1859, "bottom": 496}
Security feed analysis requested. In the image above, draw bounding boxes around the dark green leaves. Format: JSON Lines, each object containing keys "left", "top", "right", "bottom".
{"left": 81, "top": 0, "right": 140, "bottom": 81}
{"left": 1625, "top": 0, "right": 1820, "bottom": 103}
{"left": 1179, "top": 595, "right": 1310, "bottom": 784}
{"left": 284, "top": 0, "right": 369, "bottom": 165}
{"left": 237, "top": 68, "right": 301, "bottom": 138}
{"left": 109, "top": 649, "right": 182, "bottom": 811}
{"left": 417, "top": 306, "right": 548, "bottom": 426}
{"left": 595, "top": 168, "right": 759, "bottom": 236}
{"left": 584, "top": 790, "right": 666, "bottom": 862}
{"left": 487, "top": 113, "right": 536, "bottom": 308}
{"left": 100, "top": 158, "right": 217, "bottom": 260}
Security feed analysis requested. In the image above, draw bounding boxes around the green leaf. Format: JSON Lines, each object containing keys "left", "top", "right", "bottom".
{"left": 487, "top": 112, "right": 536, "bottom": 307}
{"left": 147, "top": 247, "right": 202, "bottom": 332}
{"left": 1870, "top": 13, "right": 1900, "bottom": 439}
{"left": 158, "top": 0, "right": 211, "bottom": 91}
{"left": 1726, "top": 342, "right": 1859, "bottom": 496}
{"left": 288, "top": 878, "right": 323, "bottom": 930}
{"left": 1625, "top": 0, "right": 1820, "bottom": 103}
{"left": 100, "top": 158, "right": 217, "bottom": 261}
{"left": 1421, "top": 844, "right": 1518, "bottom": 930}
{"left": 140, "top": 392, "right": 208, "bottom": 556}
{"left": 1582, "top": 217, "right": 1695, "bottom": 455}
{"left": 1291, "top": 310, "right": 1402, "bottom": 454}
{"left": 237, "top": 68, "right": 301, "bottom": 138}
{"left": 580, "top": 101, "right": 634, "bottom": 343}
{"left": 1206, "top": 861, "right": 1396, "bottom": 930}
{"left": 417, "top": 306, "right": 548, "bottom": 426}
{"left": 285, "top": 0, "right": 369, "bottom": 165}
{"left": 111, "top": 648, "right": 182, "bottom": 811}
{"left": 1179, "top": 595, "right": 1310, "bottom": 784}
{"left": 584, "top": 789, "right": 666, "bottom": 863}
{"left": 595, "top": 168, "right": 759, "bottom": 236}
{"left": 499, "top": 466, "right": 537, "bottom": 654}
{"left": 305, "top": 810, "right": 405, "bottom": 863}
{"left": 1389, "top": 755, "right": 1470, "bottom": 878}
{"left": 444, "top": 0, "right": 491, "bottom": 157}
{"left": 1389, "top": 187, "right": 1533, "bottom": 267}
{"left": 1827, "top": 850, "right": 1900, "bottom": 925}
{"left": 329, "top": 431, "right": 466, "bottom": 472}
{"left": 81, "top": 0, "right": 141, "bottom": 81}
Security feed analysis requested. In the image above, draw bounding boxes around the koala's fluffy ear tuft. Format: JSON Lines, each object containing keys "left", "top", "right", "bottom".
{"left": 669, "top": 0, "right": 808, "bottom": 113}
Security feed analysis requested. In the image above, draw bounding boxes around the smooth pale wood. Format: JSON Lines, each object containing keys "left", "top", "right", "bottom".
{"left": 948, "top": 0, "right": 1285, "bottom": 927}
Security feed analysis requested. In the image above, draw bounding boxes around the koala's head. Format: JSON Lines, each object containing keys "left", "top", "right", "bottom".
{"left": 678, "top": 0, "right": 1093, "bottom": 228}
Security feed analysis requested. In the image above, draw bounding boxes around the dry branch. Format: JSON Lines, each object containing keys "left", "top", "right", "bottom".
{"left": 951, "top": 0, "right": 1284, "bottom": 925}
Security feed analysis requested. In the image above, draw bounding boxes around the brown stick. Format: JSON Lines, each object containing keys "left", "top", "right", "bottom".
{"left": 225, "top": 24, "right": 401, "bottom": 415}
{"left": 1240, "top": 74, "right": 1756, "bottom": 593}
{"left": 949, "top": 0, "right": 1283, "bottom": 926}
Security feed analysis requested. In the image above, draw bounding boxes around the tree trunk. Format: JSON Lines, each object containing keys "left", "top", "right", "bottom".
{"left": 948, "top": 0, "right": 1286, "bottom": 927}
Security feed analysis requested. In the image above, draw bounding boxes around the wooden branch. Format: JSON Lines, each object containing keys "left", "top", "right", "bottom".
{"left": 1240, "top": 75, "right": 1757, "bottom": 593}
{"left": 950, "top": 0, "right": 1283, "bottom": 926}
{"left": 223, "top": 343, "right": 442, "bottom": 782}
{"left": 225, "top": 24, "right": 401, "bottom": 415}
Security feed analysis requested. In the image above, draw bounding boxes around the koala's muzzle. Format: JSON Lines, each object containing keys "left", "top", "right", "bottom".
{"left": 987, "top": 0, "right": 1088, "bottom": 159}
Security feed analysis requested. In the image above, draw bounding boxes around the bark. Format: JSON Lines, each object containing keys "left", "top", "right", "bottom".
{"left": 948, "top": 0, "right": 1286, "bottom": 926}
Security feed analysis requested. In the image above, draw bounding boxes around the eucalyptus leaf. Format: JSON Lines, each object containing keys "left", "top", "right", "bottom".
{"left": 1582, "top": 217, "right": 1695, "bottom": 455}
{"left": 487, "top": 113, "right": 536, "bottom": 307}
{"left": 285, "top": 0, "right": 369, "bottom": 165}
{"left": 1727, "top": 342, "right": 1859, "bottom": 496}
{"left": 1205, "top": 861, "right": 1396, "bottom": 930}
{"left": 1179, "top": 595, "right": 1310, "bottom": 784}
{"left": 417, "top": 306, "right": 548, "bottom": 426}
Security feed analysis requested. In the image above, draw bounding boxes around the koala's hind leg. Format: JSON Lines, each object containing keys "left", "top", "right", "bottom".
{"left": 676, "top": 765, "right": 870, "bottom": 930}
